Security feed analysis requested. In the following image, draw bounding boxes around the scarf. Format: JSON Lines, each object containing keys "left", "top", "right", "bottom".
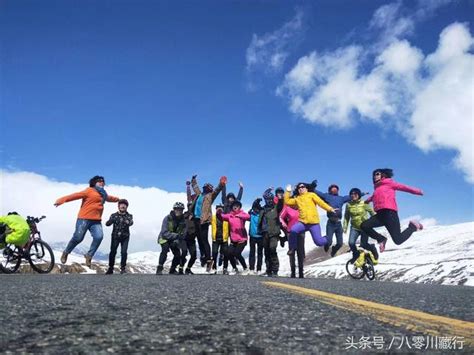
{"left": 94, "top": 186, "right": 108, "bottom": 205}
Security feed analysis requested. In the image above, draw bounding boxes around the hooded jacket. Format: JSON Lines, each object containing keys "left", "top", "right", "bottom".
{"left": 343, "top": 199, "right": 375, "bottom": 232}
{"left": 284, "top": 191, "right": 332, "bottom": 225}
{"left": 219, "top": 210, "right": 250, "bottom": 243}
{"left": 366, "top": 178, "right": 423, "bottom": 212}
{"left": 222, "top": 185, "right": 244, "bottom": 213}
{"left": 279, "top": 205, "right": 299, "bottom": 233}
{"left": 55, "top": 187, "right": 119, "bottom": 221}
{"left": 158, "top": 211, "right": 187, "bottom": 245}
{"left": 191, "top": 177, "right": 225, "bottom": 224}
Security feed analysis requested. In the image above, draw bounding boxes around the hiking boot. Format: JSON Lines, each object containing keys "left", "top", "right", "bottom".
{"left": 105, "top": 268, "right": 113, "bottom": 275}
{"left": 232, "top": 268, "right": 239, "bottom": 275}
{"left": 84, "top": 254, "right": 92, "bottom": 268}
{"left": 379, "top": 238, "right": 387, "bottom": 253}
{"left": 120, "top": 268, "right": 127, "bottom": 274}
{"left": 178, "top": 267, "right": 184, "bottom": 275}
{"left": 409, "top": 220, "right": 424, "bottom": 231}
{"left": 222, "top": 268, "right": 229, "bottom": 275}
{"left": 299, "top": 272, "right": 304, "bottom": 279}
{"left": 60, "top": 252, "right": 68, "bottom": 264}
{"left": 324, "top": 244, "right": 330, "bottom": 253}
{"left": 169, "top": 267, "right": 177, "bottom": 275}
{"left": 330, "top": 246, "right": 337, "bottom": 257}
{"left": 156, "top": 265, "right": 164, "bottom": 275}
{"left": 290, "top": 272, "right": 296, "bottom": 278}
{"left": 185, "top": 268, "right": 194, "bottom": 275}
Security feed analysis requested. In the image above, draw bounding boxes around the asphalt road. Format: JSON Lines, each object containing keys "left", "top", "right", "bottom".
{"left": 0, "top": 274, "right": 472, "bottom": 354}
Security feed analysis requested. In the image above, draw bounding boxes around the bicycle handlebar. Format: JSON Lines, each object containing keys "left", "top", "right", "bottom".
{"left": 27, "top": 216, "right": 46, "bottom": 223}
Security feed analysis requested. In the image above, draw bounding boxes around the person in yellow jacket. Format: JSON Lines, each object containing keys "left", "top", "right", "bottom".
{"left": 211, "top": 205, "right": 230, "bottom": 274}
{"left": 284, "top": 183, "right": 336, "bottom": 255}
{"left": 0, "top": 212, "right": 31, "bottom": 248}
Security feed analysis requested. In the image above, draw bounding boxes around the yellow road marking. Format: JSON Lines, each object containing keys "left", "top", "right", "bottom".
{"left": 264, "top": 281, "right": 474, "bottom": 345}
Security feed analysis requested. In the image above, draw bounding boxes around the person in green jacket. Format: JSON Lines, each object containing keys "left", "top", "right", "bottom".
{"left": 343, "top": 188, "right": 378, "bottom": 265}
{"left": 0, "top": 212, "right": 31, "bottom": 248}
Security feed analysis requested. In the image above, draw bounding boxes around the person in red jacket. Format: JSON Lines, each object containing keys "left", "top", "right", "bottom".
{"left": 361, "top": 169, "right": 424, "bottom": 253}
{"left": 54, "top": 175, "right": 120, "bottom": 267}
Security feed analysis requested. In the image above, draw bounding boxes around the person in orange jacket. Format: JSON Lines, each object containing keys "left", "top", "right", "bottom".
{"left": 54, "top": 175, "right": 120, "bottom": 267}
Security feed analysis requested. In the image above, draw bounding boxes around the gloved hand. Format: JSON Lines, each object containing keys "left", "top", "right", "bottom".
{"left": 286, "top": 184, "right": 292, "bottom": 192}
{"left": 220, "top": 176, "right": 227, "bottom": 185}
{"left": 186, "top": 181, "right": 191, "bottom": 186}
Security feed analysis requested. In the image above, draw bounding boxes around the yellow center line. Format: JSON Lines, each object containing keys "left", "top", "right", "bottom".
{"left": 263, "top": 281, "right": 474, "bottom": 345}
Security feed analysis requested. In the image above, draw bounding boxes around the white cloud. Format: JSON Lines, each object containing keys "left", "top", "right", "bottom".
{"left": 277, "top": 8, "right": 474, "bottom": 183}
{"left": 0, "top": 170, "right": 188, "bottom": 253}
{"left": 246, "top": 9, "right": 304, "bottom": 74}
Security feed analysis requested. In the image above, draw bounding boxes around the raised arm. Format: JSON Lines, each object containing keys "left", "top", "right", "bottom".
{"left": 392, "top": 181, "right": 423, "bottom": 195}
{"left": 55, "top": 190, "right": 88, "bottom": 206}
{"left": 284, "top": 191, "right": 297, "bottom": 207}
{"left": 237, "top": 183, "right": 244, "bottom": 201}
{"left": 221, "top": 183, "right": 227, "bottom": 205}
{"left": 106, "top": 195, "right": 120, "bottom": 203}
{"left": 311, "top": 193, "right": 333, "bottom": 213}
{"left": 186, "top": 182, "right": 193, "bottom": 203}
{"left": 211, "top": 176, "right": 227, "bottom": 202}
{"left": 191, "top": 176, "right": 202, "bottom": 196}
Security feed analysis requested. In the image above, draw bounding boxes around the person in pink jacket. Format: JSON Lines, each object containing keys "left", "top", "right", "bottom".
{"left": 280, "top": 205, "right": 305, "bottom": 278}
{"left": 218, "top": 200, "right": 250, "bottom": 274}
{"left": 361, "top": 169, "right": 424, "bottom": 252}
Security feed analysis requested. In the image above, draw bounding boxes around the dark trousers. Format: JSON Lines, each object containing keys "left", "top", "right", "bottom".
{"left": 361, "top": 209, "right": 416, "bottom": 246}
{"left": 158, "top": 242, "right": 181, "bottom": 270}
{"left": 326, "top": 220, "right": 343, "bottom": 253}
{"left": 348, "top": 228, "right": 379, "bottom": 261}
{"left": 108, "top": 236, "right": 129, "bottom": 269}
{"left": 228, "top": 242, "right": 247, "bottom": 270}
{"left": 289, "top": 233, "right": 305, "bottom": 276}
{"left": 185, "top": 234, "right": 197, "bottom": 269}
{"left": 249, "top": 236, "right": 264, "bottom": 271}
{"left": 197, "top": 222, "right": 211, "bottom": 262}
{"left": 212, "top": 241, "right": 229, "bottom": 269}
{"left": 263, "top": 234, "right": 279, "bottom": 273}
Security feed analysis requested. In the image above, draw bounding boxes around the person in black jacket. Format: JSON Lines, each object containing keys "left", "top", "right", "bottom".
{"left": 105, "top": 199, "right": 133, "bottom": 274}
{"left": 156, "top": 202, "right": 187, "bottom": 275}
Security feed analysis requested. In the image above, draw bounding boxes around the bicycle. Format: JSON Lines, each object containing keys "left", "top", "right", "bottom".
{"left": 345, "top": 250, "right": 376, "bottom": 280}
{"left": 0, "top": 216, "right": 55, "bottom": 274}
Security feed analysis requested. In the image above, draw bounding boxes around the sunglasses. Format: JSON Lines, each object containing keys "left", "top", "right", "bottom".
{"left": 374, "top": 172, "right": 382, "bottom": 176}
{"left": 298, "top": 185, "right": 306, "bottom": 189}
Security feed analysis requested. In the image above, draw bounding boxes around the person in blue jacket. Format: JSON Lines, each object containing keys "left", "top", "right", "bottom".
{"left": 248, "top": 198, "right": 264, "bottom": 275}
{"left": 314, "top": 180, "right": 367, "bottom": 257}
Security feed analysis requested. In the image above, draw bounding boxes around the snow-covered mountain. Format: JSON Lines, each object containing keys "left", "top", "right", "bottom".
{"left": 16, "top": 222, "right": 473, "bottom": 286}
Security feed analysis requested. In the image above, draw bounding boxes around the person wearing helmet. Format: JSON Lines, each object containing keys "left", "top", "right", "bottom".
{"left": 285, "top": 183, "right": 336, "bottom": 255}
{"left": 211, "top": 204, "right": 230, "bottom": 274}
{"left": 361, "top": 169, "right": 424, "bottom": 253}
{"left": 222, "top": 182, "right": 244, "bottom": 213}
{"left": 105, "top": 199, "right": 134, "bottom": 275}
{"left": 0, "top": 212, "right": 30, "bottom": 249}
{"left": 259, "top": 188, "right": 284, "bottom": 277}
{"left": 313, "top": 181, "right": 368, "bottom": 257}
{"left": 54, "top": 175, "right": 121, "bottom": 268}
{"left": 217, "top": 200, "right": 250, "bottom": 275}
{"left": 190, "top": 175, "right": 227, "bottom": 273}
{"left": 343, "top": 188, "right": 378, "bottom": 266}
{"left": 156, "top": 202, "right": 187, "bottom": 275}
{"left": 248, "top": 198, "right": 264, "bottom": 275}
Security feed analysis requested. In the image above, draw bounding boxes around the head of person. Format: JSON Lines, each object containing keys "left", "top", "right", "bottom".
{"left": 296, "top": 183, "right": 308, "bottom": 195}
{"left": 172, "top": 202, "right": 185, "bottom": 217}
{"left": 372, "top": 168, "right": 393, "bottom": 184}
{"left": 349, "top": 188, "right": 362, "bottom": 201}
{"left": 275, "top": 187, "right": 285, "bottom": 200}
{"left": 251, "top": 198, "right": 262, "bottom": 213}
{"left": 215, "top": 204, "right": 224, "bottom": 214}
{"left": 226, "top": 193, "right": 236, "bottom": 204}
{"left": 231, "top": 200, "right": 242, "bottom": 213}
{"left": 89, "top": 175, "right": 105, "bottom": 188}
{"left": 263, "top": 190, "right": 275, "bottom": 207}
{"left": 328, "top": 184, "right": 339, "bottom": 195}
{"left": 203, "top": 183, "right": 214, "bottom": 194}
{"left": 118, "top": 199, "right": 129, "bottom": 212}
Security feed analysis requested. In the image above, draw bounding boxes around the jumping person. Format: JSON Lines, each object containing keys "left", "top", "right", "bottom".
{"left": 55, "top": 175, "right": 120, "bottom": 267}
{"left": 361, "top": 169, "right": 424, "bottom": 252}
{"left": 105, "top": 199, "right": 133, "bottom": 274}
{"left": 218, "top": 200, "right": 250, "bottom": 275}
{"left": 211, "top": 204, "right": 229, "bottom": 274}
{"left": 343, "top": 188, "right": 378, "bottom": 266}
{"left": 191, "top": 175, "right": 226, "bottom": 272}
{"left": 280, "top": 203, "right": 305, "bottom": 278}
{"left": 156, "top": 202, "right": 187, "bottom": 275}
{"left": 222, "top": 182, "right": 244, "bottom": 213}
{"left": 248, "top": 198, "right": 264, "bottom": 275}
{"left": 285, "top": 183, "right": 336, "bottom": 255}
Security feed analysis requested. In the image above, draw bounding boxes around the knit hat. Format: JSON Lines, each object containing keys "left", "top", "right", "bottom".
{"left": 118, "top": 199, "right": 129, "bottom": 207}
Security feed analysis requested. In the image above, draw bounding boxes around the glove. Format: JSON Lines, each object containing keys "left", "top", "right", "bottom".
{"left": 311, "top": 179, "right": 318, "bottom": 188}
{"left": 286, "top": 184, "right": 292, "bottom": 192}
{"left": 186, "top": 181, "right": 191, "bottom": 186}
{"left": 220, "top": 176, "right": 227, "bottom": 184}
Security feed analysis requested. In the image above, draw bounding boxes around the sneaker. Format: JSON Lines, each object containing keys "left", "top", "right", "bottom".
{"left": 120, "top": 268, "right": 127, "bottom": 274}
{"left": 241, "top": 269, "right": 249, "bottom": 276}
{"left": 60, "top": 252, "right": 68, "bottom": 264}
{"left": 232, "top": 268, "right": 239, "bottom": 275}
{"left": 105, "top": 268, "right": 113, "bottom": 275}
{"left": 223, "top": 268, "right": 229, "bottom": 275}
{"left": 156, "top": 265, "right": 164, "bottom": 275}
{"left": 354, "top": 253, "right": 365, "bottom": 268}
{"left": 185, "top": 268, "right": 194, "bottom": 275}
{"left": 379, "top": 238, "right": 387, "bottom": 253}
{"left": 368, "top": 252, "right": 379, "bottom": 265}
{"left": 330, "top": 246, "right": 338, "bottom": 258}
{"left": 248, "top": 270, "right": 256, "bottom": 276}
{"left": 84, "top": 254, "right": 92, "bottom": 268}
{"left": 409, "top": 220, "right": 424, "bottom": 231}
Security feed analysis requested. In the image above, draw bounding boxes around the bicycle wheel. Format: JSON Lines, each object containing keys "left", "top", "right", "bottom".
{"left": 364, "top": 257, "right": 376, "bottom": 280}
{"left": 28, "top": 240, "right": 55, "bottom": 274}
{"left": 346, "top": 259, "right": 365, "bottom": 279}
{"left": 0, "top": 245, "right": 22, "bottom": 274}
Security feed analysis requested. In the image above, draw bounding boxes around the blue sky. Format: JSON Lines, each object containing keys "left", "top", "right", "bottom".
{"left": 1, "top": 0, "right": 473, "bottom": 225}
